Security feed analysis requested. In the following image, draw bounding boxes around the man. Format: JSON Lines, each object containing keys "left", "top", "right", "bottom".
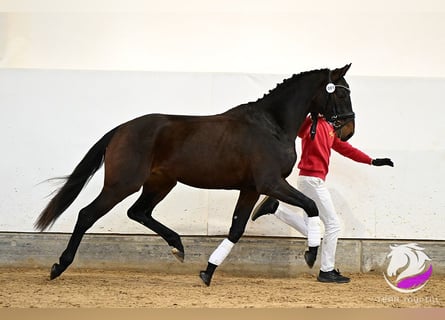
{"left": 251, "top": 115, "right": 393, "bottom": 283}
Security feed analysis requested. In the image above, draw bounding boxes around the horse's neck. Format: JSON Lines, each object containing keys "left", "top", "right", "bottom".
{"left": 224, "top": 71, "right": 326, "bottom": 139}
{"left": 262, "top": 78, "right": 322, "bottom": 139}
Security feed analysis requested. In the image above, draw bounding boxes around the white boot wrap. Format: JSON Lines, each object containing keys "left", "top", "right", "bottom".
{"left": 307, "top": 216, "right": 321, "bottom": 247}
{"left": 208, "top": 238, "right": 235, "bottom": 266}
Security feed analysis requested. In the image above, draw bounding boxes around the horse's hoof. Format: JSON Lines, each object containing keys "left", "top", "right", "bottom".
{"left": 49, "top": 263, "right": 61, "bottom": 280}
{"left": 304, "top": 246, "right": 318, "bottom": 269}
{"left": 304, "top": 251, "right": 315, "bottom": 268}
{"left": 171, "top": 248, "right": 185, "bottom": 263}
{"left": 199, "top": 271, "right": 212, "bottom": 286}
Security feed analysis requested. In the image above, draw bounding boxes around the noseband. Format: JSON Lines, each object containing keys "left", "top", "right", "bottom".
{"left": 310, "top": 71, "right": 356, "bottom": 140}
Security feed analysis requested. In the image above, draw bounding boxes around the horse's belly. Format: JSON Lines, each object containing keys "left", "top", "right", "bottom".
{"left": 176, "top": 163, "right": 250, "bottom": 190}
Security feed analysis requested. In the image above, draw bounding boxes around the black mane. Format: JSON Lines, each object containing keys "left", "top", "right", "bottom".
{"left": 224, "top": 68, "right": 328, "bottom": 116}
{"left": 255, "top": 68, "right": 328, "bottom": 103}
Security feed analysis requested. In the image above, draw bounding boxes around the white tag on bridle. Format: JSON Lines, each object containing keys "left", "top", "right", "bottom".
{"left": 326, "top": 83, "right": 336, "bottom": 93}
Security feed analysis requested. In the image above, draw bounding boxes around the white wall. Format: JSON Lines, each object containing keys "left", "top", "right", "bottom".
{"left": 0, "top": 1, "right": 444, "bottom": 240}
{"left": 1, "top": 1, "right": 445, "bottom": 77}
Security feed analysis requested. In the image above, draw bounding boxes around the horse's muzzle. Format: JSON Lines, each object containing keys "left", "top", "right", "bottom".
{"left": 336, "top": 119, "right": 355, "bottom": 141}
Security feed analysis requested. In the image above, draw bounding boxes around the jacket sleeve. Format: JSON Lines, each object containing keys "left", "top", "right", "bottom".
{"left": 332, "top": 137, "right": 373, "bottom": 164}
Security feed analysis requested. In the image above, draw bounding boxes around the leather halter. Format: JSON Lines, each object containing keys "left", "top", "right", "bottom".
{"left": 310, "top": 71, "right": 355, "bottom": 140}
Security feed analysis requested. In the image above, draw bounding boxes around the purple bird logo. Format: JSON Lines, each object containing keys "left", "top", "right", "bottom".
{"left": 383, "top": 243, "right": 433, "bottom": 293}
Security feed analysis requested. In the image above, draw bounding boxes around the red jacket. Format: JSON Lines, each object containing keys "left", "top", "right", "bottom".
{"left": 297, "top": 117, "right": 372, "bottom": 180}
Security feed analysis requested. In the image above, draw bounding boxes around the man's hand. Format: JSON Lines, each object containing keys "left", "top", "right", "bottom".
{"left": 372, "top": 158, "right": 394, "bottom": 167}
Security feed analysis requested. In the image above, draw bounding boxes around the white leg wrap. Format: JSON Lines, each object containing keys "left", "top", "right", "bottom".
{"left": 307, "top": 216, "right": 321, "bottom": 247}
{"left": 208, "top": 238, "right": 235, "bottom": 266}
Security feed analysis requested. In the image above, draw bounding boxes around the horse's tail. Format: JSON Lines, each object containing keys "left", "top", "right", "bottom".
{"left": 34, "top": 127, "right": 119, "bottom": 231}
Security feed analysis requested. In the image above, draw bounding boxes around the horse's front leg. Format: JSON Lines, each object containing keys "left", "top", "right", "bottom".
{"left": 259, "top": 178, "right": 321, "bottom": 267}
{"left": 199, "top": 190, "right": 260, "bottom": 286}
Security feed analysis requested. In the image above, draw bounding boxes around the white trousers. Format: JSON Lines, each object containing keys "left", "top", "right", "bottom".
{"left": 275, "top": 175, "right": 340, "bottom": 272}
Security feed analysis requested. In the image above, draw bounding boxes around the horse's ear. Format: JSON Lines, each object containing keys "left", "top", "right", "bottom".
{"left": 331, "top": 63, "right": 352, "bottom": 81}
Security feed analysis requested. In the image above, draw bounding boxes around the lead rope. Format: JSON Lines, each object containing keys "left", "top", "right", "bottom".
{"left": 310, "top": 112, "right": 318, "bottom": 140}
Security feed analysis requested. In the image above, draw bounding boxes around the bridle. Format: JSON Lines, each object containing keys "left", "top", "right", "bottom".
{"left": 310, "top": 71, "right": 356, "bottom": 140}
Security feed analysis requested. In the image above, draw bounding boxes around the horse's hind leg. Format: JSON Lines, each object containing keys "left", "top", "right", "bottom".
{"left": 127, "top": 178, "right": 185, "bottom": 261}
{"left": 200, "top": 190, "right": 260, "bottom": 286}
{"left": 50, "top": 187, "right": 129, "bottom": 280}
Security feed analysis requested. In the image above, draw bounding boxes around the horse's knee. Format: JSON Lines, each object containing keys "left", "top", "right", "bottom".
{"left": 228, "top": 226, "right": 246, "bottom": 243}
{"left": 305, "top": 199, "right": 319, "bottom": 217}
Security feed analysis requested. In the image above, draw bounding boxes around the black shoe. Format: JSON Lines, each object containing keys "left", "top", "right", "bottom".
{"left": 304, "top": 246, "right": 318, "bottom": 268}
{"left": 317, "top": 269, "right": 350, "bottom": 283}
{"left": 251, "top": 197, "right": 279, "bottom": 221}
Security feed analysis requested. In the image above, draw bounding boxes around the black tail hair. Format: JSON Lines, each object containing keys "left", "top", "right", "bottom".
{"left": 34, "top": 127, "right": 118, "bottom": 231}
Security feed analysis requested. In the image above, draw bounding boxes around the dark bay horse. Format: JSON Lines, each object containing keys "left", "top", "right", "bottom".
{"left": 35, "top": 64, "right": 356, "bottom": 286}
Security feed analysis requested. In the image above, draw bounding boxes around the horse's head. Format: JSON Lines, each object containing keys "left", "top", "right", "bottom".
{"left": 311, "top": 64, "right": 355, "bottom": 141}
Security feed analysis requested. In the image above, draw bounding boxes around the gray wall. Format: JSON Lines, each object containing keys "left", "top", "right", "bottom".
{"left": 1, "top": 233, "right": 443, "bottom": 276}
